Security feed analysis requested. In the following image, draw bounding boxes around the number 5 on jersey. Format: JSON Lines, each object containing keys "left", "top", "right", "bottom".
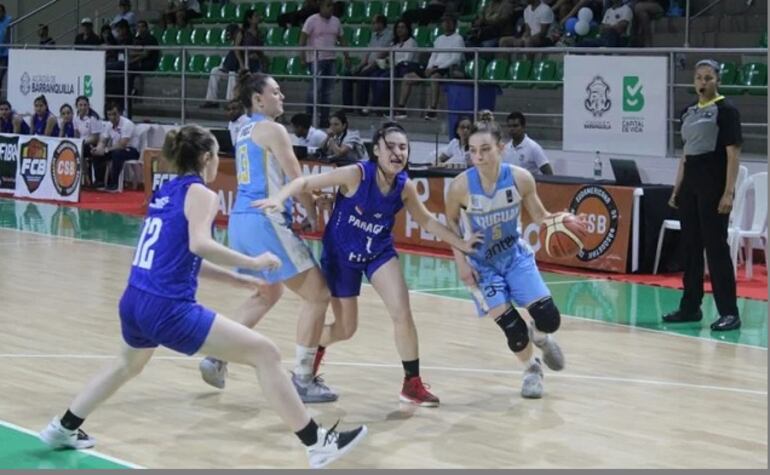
{"left": 237, "top": 144, "right": 250, "bottom": 184}
{"left": 133, "top": 217, "right": 163, "bottom": 270}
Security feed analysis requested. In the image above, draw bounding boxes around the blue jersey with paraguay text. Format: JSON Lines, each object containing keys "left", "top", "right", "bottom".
{"left": 127, "top": 174, "right": 204, "bottom": 301}
{"left": 323, "top": 160, "right": 407, "bottom": 265}
{"left": 462, "top": 164, "right": 522, "bottom": 265}
{"left": 231, "top": 113, "right": 292, "bottom": 224}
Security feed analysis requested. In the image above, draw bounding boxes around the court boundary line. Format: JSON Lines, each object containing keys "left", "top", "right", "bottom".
{"left": 1, "top": 227, "right": 766, "bottom": 352}
{"left": 0, "top": 353, "right": 765, "bottom": 397}
{"left": 0, "top": 419, "right": 144, "bottom": 469}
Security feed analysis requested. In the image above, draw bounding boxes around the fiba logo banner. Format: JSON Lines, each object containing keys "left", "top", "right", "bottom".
{"left": 584, "top": 76, "right": 611, "bottom": 117}
{"left": 51, "top": 141, "right": 81, "bottom": 197}
{"left": 568, "top": 185, "right": 619, "bottom": 261}
{"left": 0, "top": 135, "right": 19, "bottom": 193}
{"left": 20, "top": 138, "right": 48, "bottom": 193}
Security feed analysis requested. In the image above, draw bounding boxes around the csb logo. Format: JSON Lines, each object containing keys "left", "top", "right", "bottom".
{"left": 20, "top": 138, "right": 48, "bottom": 193}
{"left": 51, "top": 141, "right": 81, "bottom": 196}
{"left": 568, "top": 185, "right": 619, "bottom": 262}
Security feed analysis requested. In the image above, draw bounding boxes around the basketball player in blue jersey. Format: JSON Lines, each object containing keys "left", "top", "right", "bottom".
{"left": 445, "top": 121, "right": 571, "bottom": 399}
{"left": 38, "top": 126, "right": 367, "bottom": 468}
{"left": 198, "top": 73, "right": 337, "bottom": 403}
{"left": 254, "top": 123, "right": 481, "bottom": 406}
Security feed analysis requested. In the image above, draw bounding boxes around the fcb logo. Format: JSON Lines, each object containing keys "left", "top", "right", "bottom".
{"left": 51, "top": 141, "right": 81, "bottom": 197}
{"left": 20, "top": 138, "right": 48, "bottom": 193}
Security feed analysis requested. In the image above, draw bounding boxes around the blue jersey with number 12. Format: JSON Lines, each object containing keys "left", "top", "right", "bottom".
{"left": 127, "top": 174, "right": 204, "bottom": 301}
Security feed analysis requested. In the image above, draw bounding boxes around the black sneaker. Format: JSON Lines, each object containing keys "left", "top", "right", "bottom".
{"left": 305, "top": 421, "right": 368, "bottom": 468}
{"left": 662, "top": 309, "right": 703, "bottom": 323}
{"left": 424, "top": 111, "right": 437, "bottom": 120}
{"left": 710, "top": 315, "right": 741, "bottom": 331}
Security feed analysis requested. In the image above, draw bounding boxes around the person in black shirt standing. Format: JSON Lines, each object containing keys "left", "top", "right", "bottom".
{"left": 74, "top": 18, "right": 102, "bottom": 46}
{"left": 662, "top": 59, "right": 743, "bottom": 331}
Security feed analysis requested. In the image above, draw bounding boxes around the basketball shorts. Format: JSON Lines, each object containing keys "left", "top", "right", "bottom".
{"left": 468, "top": 240, "right": 550, "bottom": 317}
{"left": 320, "top": 243, "right": 398, "bottom": 298}
{"left": 228, "top": 211, "right": 317, "bottom": 284}
{"left": 119, "top": 285, "right": 216, "bottom": 355}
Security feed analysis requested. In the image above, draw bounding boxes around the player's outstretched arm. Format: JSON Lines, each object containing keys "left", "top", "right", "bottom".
{"left": 185, "top": 183, "right": 281, "bottom": 272}
{"left": 252, "top": 164, "right": 362, "bottom": 213}
{"left": 402, "top": 180, "right": 481, "bottom": 254}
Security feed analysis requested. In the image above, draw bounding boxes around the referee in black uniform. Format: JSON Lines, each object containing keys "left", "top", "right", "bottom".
{"left": 662, "top": 59, "right": 743, "bottom": 331}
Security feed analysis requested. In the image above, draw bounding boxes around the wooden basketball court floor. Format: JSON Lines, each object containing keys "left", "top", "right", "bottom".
{"left": 0, "top": 198, "right": 766, "bottom": 469}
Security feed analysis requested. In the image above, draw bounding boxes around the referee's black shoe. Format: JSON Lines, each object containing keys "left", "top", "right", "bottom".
{"left": 710, "top": 315, "right": 741, "bottom": 331}
{"left": 662, "top": 309, "right": 703, "bottom": 323}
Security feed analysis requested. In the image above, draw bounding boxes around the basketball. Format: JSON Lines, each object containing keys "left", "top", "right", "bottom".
{"left": 539, "top": 213, "right": 587, "bottom": 259}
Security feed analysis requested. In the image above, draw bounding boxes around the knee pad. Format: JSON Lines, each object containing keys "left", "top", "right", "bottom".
{"left": 495, "top": 306, "right": 529, "bottom": 353}
{"left": 529, "top": 297, "right": 561, "bottom": 333}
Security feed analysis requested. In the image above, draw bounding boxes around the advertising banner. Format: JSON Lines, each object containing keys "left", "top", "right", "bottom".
{"left": 12, "top": 135, "right": 83, "bottom": 203}
{"left": 0, "top": 134, "right": 19, "bottom": 194}
{"left": 7, "top": 49, "right": 105, "bottom": 120}
{"left": 563, "top": 55, "right": 668, "bottom": 157}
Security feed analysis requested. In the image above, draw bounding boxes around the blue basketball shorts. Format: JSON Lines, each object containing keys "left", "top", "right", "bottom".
{"left": 468, "top": 240, "right": 550, "bottom": 317}
{"left": 320, "top": 244, "right": 398, "bottom": 298}
{"left": 228, "top": 211, "right": 317, "bottom": 284}
{"left": 118, "top": 285, "right": 216, "bottom": 355}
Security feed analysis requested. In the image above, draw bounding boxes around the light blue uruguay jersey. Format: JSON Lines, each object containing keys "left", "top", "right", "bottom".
{"left": 462, "top": 164, "right": 523, "bottom": 265}
{"left": 231, "top": 113, "right": 292, "bottom": 224}
{"left": 127, "top": 175, "right": 204, "bottom": 301}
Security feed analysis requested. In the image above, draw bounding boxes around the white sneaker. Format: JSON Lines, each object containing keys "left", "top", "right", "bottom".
{"left": 292, "top": 372, "right": 338, "bottom": 403}
{"left": 521, "top": 358, "right": 544, "bottom": 399}
{"left": 306, "top": 422, "right": 368, "bottom": 469}
{"left": 39, "top": 417, "right": 95, "bottom": 450}
{"left": 199, "top": 357, "right": 228, "bottom": 389}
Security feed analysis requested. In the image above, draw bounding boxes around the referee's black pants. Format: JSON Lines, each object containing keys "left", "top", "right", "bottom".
{"left": 678, "top": 158, "right": 739, "bottom": 317}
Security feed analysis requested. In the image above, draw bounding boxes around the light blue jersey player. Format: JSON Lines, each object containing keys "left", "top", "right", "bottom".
{"left": 199, "top": 73, "right": 338, "bottom": 404}
{"left": 446, "top": 121, "right": 573, "bottom": 400}
{"left": 254, "top": 122, "right": 479, "bottom": 406}
{"left": 39, "top": 126, "right": 367, "bottom": 468}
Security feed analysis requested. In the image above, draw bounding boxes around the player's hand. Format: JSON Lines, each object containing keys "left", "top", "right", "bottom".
{"left": 314, "top": 192, "right": 335, "bottom": 211}
{"left": 251, "top": 198, "right": 282, "bottom": 213}
{"left": 253, "top": 252, "right": 281, "bottom": 271}
{"left": 458, "top": 232, "right": 483, "bottom": 254}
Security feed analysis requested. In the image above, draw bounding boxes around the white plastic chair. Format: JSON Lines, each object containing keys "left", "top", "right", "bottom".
{"left": 729, "top": 172, "right": 768, "bottom": 279}
{"left": 653, "top": 165, "right": 748, "bottom": 274}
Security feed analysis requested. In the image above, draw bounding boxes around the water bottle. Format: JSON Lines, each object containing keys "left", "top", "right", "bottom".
{"left": 593, "top": 151, "right": 603, "bottom": 179}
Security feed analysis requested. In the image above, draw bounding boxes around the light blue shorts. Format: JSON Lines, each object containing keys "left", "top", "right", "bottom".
{"left": 468, "top": 241, "right": 550, "bottom": 317}
{"left": 228, "top": 212, "right": 317, "bottom": 284}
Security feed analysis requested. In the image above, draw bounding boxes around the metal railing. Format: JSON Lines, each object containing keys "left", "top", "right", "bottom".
{"left": 0, "top": 43, "right": 766, "bottom": 157}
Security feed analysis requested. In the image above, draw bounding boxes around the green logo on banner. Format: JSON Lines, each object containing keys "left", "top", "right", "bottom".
{"left": 623, "top": 76, "right": 644, "bottom": 112}
{"left": 83, "top": 75, "right": 93, "bottom": 97}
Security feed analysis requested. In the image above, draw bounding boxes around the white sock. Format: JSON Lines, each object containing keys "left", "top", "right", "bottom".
{"left": 531, "top": 330, "right": 548, "bottom": 346}
{"left": 295, "top": 345, "right": 317, "bottom": 382}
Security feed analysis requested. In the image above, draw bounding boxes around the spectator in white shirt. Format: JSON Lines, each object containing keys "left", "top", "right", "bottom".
{"left": 226, "top": 99, "right": 249, "bottom": 146}
{"left": 392, "top": 20, "right": 422, "bottom": 119}
{"left": 291, "top": 113, "right": 327, "bottom": 148}
{"left": 502, "top": 111, "right": 553, "bottom": 175}
{"left": 110, "top": 0, "right": 137, "bottom": 37}
{"left": 499, "top": 0, "right": 554, "bottom": 49}
{"left": 423, "top": 14, "right": 465, "bottom": 120}
{"left": 438, "top": 116, "right": 472, "bottom": 167}
{"left": 91, "top": 102, "right": 141, "bottom": 191}
{"left": 74, "top": 96, "right": 103, "bottom": 187}
{"left": 578, "top": 0, "right": 633, "bottom": 47}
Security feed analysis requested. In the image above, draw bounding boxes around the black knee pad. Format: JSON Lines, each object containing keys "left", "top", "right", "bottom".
{"left": 529, "top": 297, "right": 561, "bottom": 333}
{"left": 495, "top": 306, "right": 529, "bottom": 353}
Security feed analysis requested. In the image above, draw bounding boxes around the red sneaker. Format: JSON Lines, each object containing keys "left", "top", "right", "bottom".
{"left": 312, "top": 347, "right": 326, "bottom": 376}
{"left": 399, "top": 376, "right": 440, "bottom": 407}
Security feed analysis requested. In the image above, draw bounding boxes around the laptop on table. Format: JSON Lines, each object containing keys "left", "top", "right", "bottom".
{"left": 610, "top": 158, "right": 643, "bottom": 186}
